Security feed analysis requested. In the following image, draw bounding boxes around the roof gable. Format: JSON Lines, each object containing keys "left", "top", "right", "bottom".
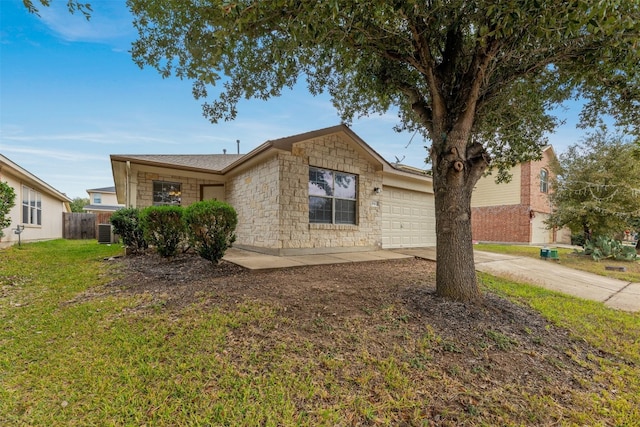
{"left": 222, "top": 124, "right": 391, "bottom": 173}
{"left": 0, "top": 154, "right": 71, "bottom": 202}
{"left": 110, "top": 125, "right": 433, "bottom": 199}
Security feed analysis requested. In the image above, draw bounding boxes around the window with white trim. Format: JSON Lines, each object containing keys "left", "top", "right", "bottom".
{"left": 153, "top": 181, "right": 182, "bottom": 206}
{"left": 22, "top": 185, "right": 42, "bottom": 226}
{"left": 309, "top": 167, "right": 357, "bottom": 224}
{"left": 540, "top": 169, "right": 549, "bottom": 193}
{"left": 93, "top": 193, "right": 102, "bottom": 204}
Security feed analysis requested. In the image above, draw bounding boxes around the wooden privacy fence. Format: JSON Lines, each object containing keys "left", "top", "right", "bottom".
{"left": 63, "top": 212, "right": 114, "bottom": 240}
{"left": 63, "top": 213, "right": 95, "bottom": 239}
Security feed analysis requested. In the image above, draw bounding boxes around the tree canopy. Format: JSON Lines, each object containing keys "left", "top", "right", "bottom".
{"left": 127, "top": 0, "right": 639, "bottom": 301}
{"left": 23, "top": 0, "right": 92, "bottom": 19}
{"left": 548, "top": 129, "right": 640, "bottom": 240}
{"left": 130, "top": 0, "right": 639, "bottom": 165}
{"left": 69, "top": 197, "right": 90, "bottom": 213}
{"left": 28, "top": 0, "right": 638, "bottom": 301}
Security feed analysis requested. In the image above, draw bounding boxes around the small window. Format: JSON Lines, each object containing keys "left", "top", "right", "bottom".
{"left": 22, "top": 185, "right": 42, "bottom": 226}
{"left": 540, "top": 169, "right": 549, "bottom": 193}
{"left": 153, "top": 181, "right": 182, "bottom": 205}
{"left": 309, "top": 167, "right": 357, "bottom": 224}
{"left": 93, "top": 193, "right": 102, "bottom": 204}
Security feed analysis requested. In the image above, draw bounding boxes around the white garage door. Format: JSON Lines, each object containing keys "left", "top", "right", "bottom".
{"left": 531, "top": 212, "right": 553, "bottom": 244}
{"left": 381, "top": 186, "right": 436, "bottom": 248}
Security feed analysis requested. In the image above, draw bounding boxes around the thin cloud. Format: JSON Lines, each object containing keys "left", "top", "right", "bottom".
{"left": 3, "top": 130, "right": 178, "bottom": 146}
{"left": 1, "top": 145, "right": 104, "bottom": 162}
{"left": 38, "top": 2, "right": 134, "bottom": 44}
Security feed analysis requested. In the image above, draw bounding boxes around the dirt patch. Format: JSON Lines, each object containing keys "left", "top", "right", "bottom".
{"left": 101, "top": 252, "right": 606, "bottom": 424}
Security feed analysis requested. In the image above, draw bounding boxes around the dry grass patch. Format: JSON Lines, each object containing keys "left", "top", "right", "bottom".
{"left": 1, "top": 241, "right": 638, "bottom": 425}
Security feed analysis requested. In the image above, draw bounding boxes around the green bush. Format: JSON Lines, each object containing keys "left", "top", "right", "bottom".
{"left": 0, "top": 181, "right": 16, "bottom": 239}
{"left": 184, "top": 200, "right": 237, "bottom": 263}
{"left": 109, "top": 208, "right": 148, "bottom": 253}
{"left": 140, "top": 206, "right": 186, "bottom": 257}
{"left": 570, "top": 233, "right": 586, "bottom": 247}
{"left": 581, "top": 236, "right": 638, "bottom": 262}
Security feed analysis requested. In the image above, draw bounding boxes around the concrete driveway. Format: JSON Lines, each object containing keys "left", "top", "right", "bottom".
{"left": 395, "top": 248, "right": 640, "bottom": 312}
{"left": 223, "top": 247, "right": 640, "bottom": 312}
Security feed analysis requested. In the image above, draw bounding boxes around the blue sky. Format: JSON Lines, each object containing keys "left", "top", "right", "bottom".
{"left": 1, "top": 0, "right": 587, "bottom": 199}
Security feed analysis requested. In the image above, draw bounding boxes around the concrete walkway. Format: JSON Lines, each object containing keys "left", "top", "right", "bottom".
{"left": 223, "top": 247, "right": 412, "bottom": 270}
{"left": 223, "top": 247, "right": 640, "bottom": 312}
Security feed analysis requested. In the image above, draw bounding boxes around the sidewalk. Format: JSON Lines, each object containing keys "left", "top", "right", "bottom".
{"left": 399, "top": 248, "right": 640, "bottom": 312}
{"left": 472, "top": 250, "right": 640, "bottom": 312}
{"left": 223, "top": 247, "right": 640, "bottom": 312}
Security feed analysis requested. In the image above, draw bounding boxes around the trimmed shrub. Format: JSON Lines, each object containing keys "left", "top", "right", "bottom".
{"left": 140, "top": 205, "right": 186, "bottom": 257}
{"left": 184, "top": 200, "right": 237, "bottom": 263}
{"left": 110, "top": 208, "right": 147, "bottom": 253}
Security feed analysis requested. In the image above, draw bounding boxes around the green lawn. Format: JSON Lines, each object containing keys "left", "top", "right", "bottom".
{"left": 475, "top": 243, "right": 640, "bottom": 282}
{"left": 1, "top": 240, "right": 639, "bottom": 426}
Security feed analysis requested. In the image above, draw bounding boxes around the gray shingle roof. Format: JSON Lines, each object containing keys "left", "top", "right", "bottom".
{"left": 87, "top": 186, "right": 116, "bottom": 193}
{"left": 111, "top": 154, "right": 244, "bottom": 172}
{"left": 83, "top": 204, "right": 123, "bottom": 212}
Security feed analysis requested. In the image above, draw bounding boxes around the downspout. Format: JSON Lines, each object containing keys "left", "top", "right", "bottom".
{"left": 126, "top": 161, "right": 131, "bottom": 207}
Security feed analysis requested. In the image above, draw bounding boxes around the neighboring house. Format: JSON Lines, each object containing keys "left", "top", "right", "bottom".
{"left": 111, "top": 124, "right": 436, "bottom": 255}
{"left": 471, "top": 146, "right": 570, "bottom": 244}
{"left": 83, "top": 186, "right": 124, "bottom": 214}
{"left": 0, "top": 154, "right": 71, "bottom": 248}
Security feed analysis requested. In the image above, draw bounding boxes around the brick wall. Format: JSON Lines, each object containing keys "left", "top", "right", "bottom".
{"left": 471, "top": 148, "right": 557, "bottom": 243}
{"left": 521, "top": 149, "right": 554, "bottom": 214}
{"left": 471, "top": 204, "right": 531, "bottom": 243}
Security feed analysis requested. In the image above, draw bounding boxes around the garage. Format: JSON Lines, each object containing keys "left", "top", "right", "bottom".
{"left": 531, "top": 212, "right": 553, "bottom": 244}
{"left": 381, "top": 186, "right": 436, "bottom": 248}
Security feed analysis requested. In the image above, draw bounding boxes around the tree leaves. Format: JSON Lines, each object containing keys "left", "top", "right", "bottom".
{"left": 127, "top": 0, "right": 639, "bottom": 163}
{"left": 549, "top": 129, "right": 640, "bottom": 237}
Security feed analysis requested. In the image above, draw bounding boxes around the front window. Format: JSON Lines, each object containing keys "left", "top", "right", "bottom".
{"left": 153, "top": 181, "right": 182, "bottom": 205}
{"left": 22, "top": 185, "right": 42, "bottom": 226}
{"left": 540, "top": 169, "right": 549, "bottom": 193}
{"left": 309, "top": 167, "right": 357, "bottom": 224}
{"left": 93, "top": 193, "right": 102, "bottom": 204}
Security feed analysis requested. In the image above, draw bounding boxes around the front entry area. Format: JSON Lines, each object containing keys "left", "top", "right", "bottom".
{"left": 201, "top": 184, "right": 225, "bottom": 201}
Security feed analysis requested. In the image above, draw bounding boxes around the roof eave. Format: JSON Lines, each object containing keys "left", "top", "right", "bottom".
{"left": 0, "top": 154, "right": 72, "bottom": 202}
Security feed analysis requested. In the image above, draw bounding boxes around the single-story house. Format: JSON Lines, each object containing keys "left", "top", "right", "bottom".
{"left": 0, "top": 154, "right": 71, "bottom": 248}
{"left": 111, "top": 124, "right": 436, "bottom": 255}
{"left": 471, "top": 145, "right": 571, "bottom": 244}
{"left": 83, "top": 186, "right": 124, "bottom": 214}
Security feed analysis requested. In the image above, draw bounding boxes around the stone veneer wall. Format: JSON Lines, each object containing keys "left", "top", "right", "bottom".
{"left": 135, "top": 171, "right": 223, "bottom": 208}
{"left": 227, "top": 133, "right": 383, "bottom": 255}
{"left": 279, "top": 134, "right": 383, "bottom": 254}
{"left": 225, "top": 155, "right": 281, "bottom": 250}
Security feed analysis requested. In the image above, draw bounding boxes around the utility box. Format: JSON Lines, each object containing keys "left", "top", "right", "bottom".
{"left": 540, "top": 247, "right": 559, "bottom": 260}
{"left": 97, "top": 224, "right": 114, "bottom": 244}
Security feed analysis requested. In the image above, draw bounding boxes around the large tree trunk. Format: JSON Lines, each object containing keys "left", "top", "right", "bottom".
{"left": 433, "top": 158, "right": 481, "bottom": 302}
{"left": 431, "top": 134, "right": 488, "bottom": 302}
